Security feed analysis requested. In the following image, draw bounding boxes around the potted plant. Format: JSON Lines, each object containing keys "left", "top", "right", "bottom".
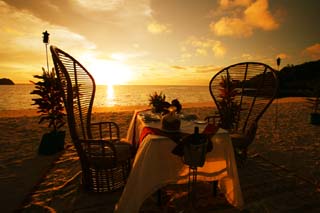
{"left": 307, "top": 84, "right": 320, "bottom": 125}
{"left": 30, "top": 68, "right": 66, "bottom": 155}
{"left": 217, "top": 76, "right": 240, "bottom": 130}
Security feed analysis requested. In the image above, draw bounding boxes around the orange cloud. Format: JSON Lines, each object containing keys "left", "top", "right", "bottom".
{"left": 244, "top": 0, "right": 279, "bottom": 30}
{"left": 219, "top": 0, "right": 252, "bottom": 8}
{"left": 303, "top": 43, "right": 320, "bottom": 60}
{"left": 210, "top": 17, "right": 253, "bottom": 37}
{"left": 192, "top": 65, "right": 222, "bottom": 73}
{"left": 211, "top": 0, "right": 279, "bottom": 38}
{"left": 211, "top": 41, "right": 226, "bottom": 57}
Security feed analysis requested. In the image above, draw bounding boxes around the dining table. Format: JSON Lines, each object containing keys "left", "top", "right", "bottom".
{"left": 114, "top": 109, "right": 244, "bottom": 212}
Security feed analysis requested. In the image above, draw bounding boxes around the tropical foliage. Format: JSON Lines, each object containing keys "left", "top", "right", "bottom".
{"left": 30, "top": 68, "right": 65, "bottom": 132}
{"left": 148, "top": 92, "right": 182, "bottom": 113}
{"left": 217, "top": 76, "right": 241, "bottom": 130}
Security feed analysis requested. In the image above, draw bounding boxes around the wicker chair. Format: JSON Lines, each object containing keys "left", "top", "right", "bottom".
{"left": 209, "top": 62, "right": 278, "bottom": 166}
{"left": 50, "top": 45, "right": 131, "bottom": 192}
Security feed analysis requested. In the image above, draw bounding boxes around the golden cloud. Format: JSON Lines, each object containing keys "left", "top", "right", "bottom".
{"left": 241, "top": 53, "right": 254, "bottom": 60}
{"left": 147, "top": 21, "right": 171, "bottom": 34}
{"left": 171, "top": 65, "right": 186, "bottom": 70}
{"left": 211, "top": 17, "right": 253, "bottom": 37}
{"left": 192, "top": 65, "right": 222, "bottom": 73}
{"left": 75, "top": 0, "right": 124, "bottom": 11}
{"left": 244, "top": 0, "right": 279, "bottom": 30}
{"left": 219, "top": 0, "right": 252, "bottom": 8}
{"left": 212, "top": 41, "right": 226, "bottom": 57}
{"left": 211, "top": 0, "right": 279, "bottom": 38}
{"left": 183, "top": 36, "right": 226, "bottom": 57}
{"left": 303, "top": 43, "right": 320, "bottom": 60}
{"left": 196, "top": 48, "right": 208, "bottom": 56}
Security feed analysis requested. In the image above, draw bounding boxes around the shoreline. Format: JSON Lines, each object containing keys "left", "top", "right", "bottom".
{"left": 0, "top": 97, "right": 307, "bottom": 118}
{"left": 0, "top": 102, "right": 215, "bottom": 118}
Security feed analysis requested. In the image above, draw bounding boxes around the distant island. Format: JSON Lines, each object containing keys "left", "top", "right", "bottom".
{"left": 0, "top": 78, "right": 15, "bottom": 85}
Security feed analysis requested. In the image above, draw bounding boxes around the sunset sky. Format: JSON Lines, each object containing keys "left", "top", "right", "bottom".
{"left": 0, "top": 0, "right": 319, "bottom": 85}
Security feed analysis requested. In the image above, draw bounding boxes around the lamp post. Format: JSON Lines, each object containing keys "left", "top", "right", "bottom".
{"left": 275, "top": 57, "right": 281, "bottom": 138}
{"left": 276, "top": 57, "right": 281, "bottom": 71}
{"left": 42, "top": 31, "right": 50, "bottom": 72}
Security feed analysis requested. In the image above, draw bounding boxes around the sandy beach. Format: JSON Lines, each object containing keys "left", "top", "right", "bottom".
{"left": 1, "top": 97, "right": 320, "bottom": 212}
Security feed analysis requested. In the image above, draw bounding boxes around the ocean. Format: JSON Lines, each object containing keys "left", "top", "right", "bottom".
{"left": 0, "top": 84, "right": 212, "bottom": 111}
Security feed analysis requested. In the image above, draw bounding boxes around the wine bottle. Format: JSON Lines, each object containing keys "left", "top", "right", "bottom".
{"left": 193, "top": 126, "right": 200, "bottom": 145}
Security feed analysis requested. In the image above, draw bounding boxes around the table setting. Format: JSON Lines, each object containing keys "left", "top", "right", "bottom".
{"left": 114, "top": 93, "right": 244, "bottom": 213}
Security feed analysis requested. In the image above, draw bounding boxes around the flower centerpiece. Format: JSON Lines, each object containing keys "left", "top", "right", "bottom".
{"left": 148, "top": 92, "right": 182, "bottom": 114}
{"left": 148, "top": 92, "right": 170, "bottom": 113}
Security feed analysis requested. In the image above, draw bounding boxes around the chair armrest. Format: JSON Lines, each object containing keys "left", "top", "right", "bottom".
{"left": 79, "top": 139, "right": 116, "bottom": 154}
{"left": 231, "top": 121, "right": 258, "bottom": 150}
{"left": 90, "top": 121, "right": 121, "bottom": 141}
{"left": 78, "top": 138, "right": 131, "bottom": 166}
{"left": 204, "top": 115, "right": 220, "bottom": 126}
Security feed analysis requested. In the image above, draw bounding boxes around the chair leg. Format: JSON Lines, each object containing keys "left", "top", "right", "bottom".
{"left": 157, "top": 189, "right": 162, "bottom": 206}
{"left": 191, "top": 167, "right": 197, "bottom": 206}
{"left": 188, "top": 167, "right": 191, "bottom": 201}
{"left": 212, "top": 180, "right": 218, "bottom": 197}
{"left": 235, "top": 149, "right": 247, "bottom": 168}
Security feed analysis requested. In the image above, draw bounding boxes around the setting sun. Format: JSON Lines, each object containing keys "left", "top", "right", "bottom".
{"left": 87, "top": 59, "right": 133, "bottom": 85}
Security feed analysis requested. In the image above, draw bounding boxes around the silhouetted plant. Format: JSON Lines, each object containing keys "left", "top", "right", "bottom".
{"left": 217, "top": 76, "right": 241, "bottom": 130}
{"left": 30, "top": 67, "right": 66, "bottom": 132}
{"left": 148, "top": 92, "right": 170, "bottom": 113}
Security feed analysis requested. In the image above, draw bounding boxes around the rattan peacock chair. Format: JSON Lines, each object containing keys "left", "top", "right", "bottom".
{"left": 209, "top": 62, "right": 278, "bottom": 166}
{"left": 50, "top": 45, "right": 131, "bottom": 192}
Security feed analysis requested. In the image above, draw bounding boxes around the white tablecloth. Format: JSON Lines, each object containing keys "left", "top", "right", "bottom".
{"left": 114, "top": 110, "right": 244, "bottom": 212}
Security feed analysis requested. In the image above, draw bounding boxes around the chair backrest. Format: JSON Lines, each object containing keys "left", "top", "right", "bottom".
{"left": 209, "top": 62, "right": 278, "bottom": 134}
{"left": 50, "top": 46, "right": 95, "bottom": 147}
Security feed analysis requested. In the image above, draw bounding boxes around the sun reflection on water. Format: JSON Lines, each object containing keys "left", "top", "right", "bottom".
{"left": 106, "top": 84, "right": 115, "bottom": 106}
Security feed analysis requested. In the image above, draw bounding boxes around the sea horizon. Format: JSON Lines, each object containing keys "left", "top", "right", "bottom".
{"left": 0, "top": 84, "right": 212, "bottom": 111}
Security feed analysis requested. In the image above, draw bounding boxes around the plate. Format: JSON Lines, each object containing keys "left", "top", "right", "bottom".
{"left": 143, "top": 117, "right": 160, "bottom": 122}
{"left": 140, "top": 113, "right": 160, "bottom": 122}
{"left": 194, "top": 120, "right": 207, "bottom": 124}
